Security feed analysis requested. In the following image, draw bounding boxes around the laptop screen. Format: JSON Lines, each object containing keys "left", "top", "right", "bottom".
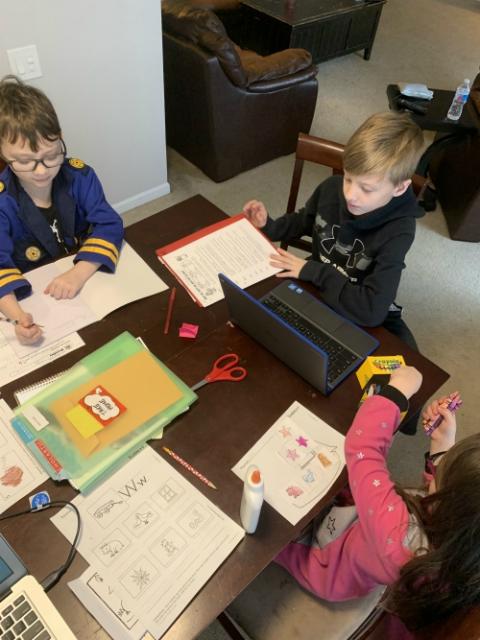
{"left": 0, "top": 534, "right": 27, "bottom": 598}
{"left": 0, "top": 557, "right": 13, "bottom": 582}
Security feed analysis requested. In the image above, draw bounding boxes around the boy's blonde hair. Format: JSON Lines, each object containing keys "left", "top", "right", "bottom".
{"left": 0, "top": 75, "right": 61, "bottom": 154}
{"left": 343, "top": 112, "right": 424, "bottom": 185}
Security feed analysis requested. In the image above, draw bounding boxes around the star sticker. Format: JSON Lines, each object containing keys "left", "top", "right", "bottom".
{"left": 372, "top": 479, "right": 381, "bottom": 487}
{"left": 355, "top": 429, "right": 363, "bottom": 436}
{"left": 296, "top": 436, "right": 308, "bottom": 447}
{"left": 380, "top": 422, "right": 389, "bottom": 429}
{"left": 286, "top": 448, "right": 299, "bottom": 462}
{"left": 279, "top": 426, "right": 291, "bottom": 438}
{"left": 326, "top": 515, "right": 336, "bottom": 536}
{"left": 356, "top": 452, "right": 365, "bottom": 460}
{"left": 387, "top": 505, "right": 395, "bottom": 512}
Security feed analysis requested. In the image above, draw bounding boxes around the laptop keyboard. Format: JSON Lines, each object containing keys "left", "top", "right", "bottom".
{"left": 262, "top": 294, "right": 358, "bottom": 386}
{"left": 0, "top": 594, "right": 51, "bottom": 640}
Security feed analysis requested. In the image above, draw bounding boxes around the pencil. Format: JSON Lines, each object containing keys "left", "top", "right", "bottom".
{"left": 162, "top": 446, "right": 217, "bottom": 489}
{"left": 0, "top": 317, "right": 44, "bottom": 328}
{"left": 163, "top": 287, "right": 177, "bottom": 335}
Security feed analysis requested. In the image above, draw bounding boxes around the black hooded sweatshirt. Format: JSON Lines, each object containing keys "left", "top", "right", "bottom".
{"left": 262, "top": 175, "right": 424, "bottom": 327}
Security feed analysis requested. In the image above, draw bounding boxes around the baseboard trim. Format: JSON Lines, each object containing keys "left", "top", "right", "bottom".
{"left": 113, "top": 181, "right": 171, "bottom": 214}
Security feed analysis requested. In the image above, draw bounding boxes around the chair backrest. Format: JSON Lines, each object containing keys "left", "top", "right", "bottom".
{"left": 282, "top": 132, "right": 427, "bottom": 252}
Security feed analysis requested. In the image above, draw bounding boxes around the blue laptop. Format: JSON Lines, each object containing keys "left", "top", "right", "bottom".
{"left": 219, "top": 274, "right": 378, "bottom": 395}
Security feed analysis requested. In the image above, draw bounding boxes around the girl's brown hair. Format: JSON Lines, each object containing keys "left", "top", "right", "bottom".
{"left": 387, "top": 433, "right": 480, "bottom": 630}
{"left": 0, "top": 75, "right": 61, "bottom": 153}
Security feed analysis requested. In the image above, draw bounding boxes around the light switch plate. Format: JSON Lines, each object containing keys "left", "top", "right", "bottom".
{"left": 7, "top": 45, "right": 42, "bottom": 81}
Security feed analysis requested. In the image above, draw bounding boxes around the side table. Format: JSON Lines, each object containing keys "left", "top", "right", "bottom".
{"left": 387, "top": 83, "right": 480, "bottom": 242}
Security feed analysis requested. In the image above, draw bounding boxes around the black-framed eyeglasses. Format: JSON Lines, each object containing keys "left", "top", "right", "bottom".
{"left": 5, "top": 138, "right": 67, "bottom": 173}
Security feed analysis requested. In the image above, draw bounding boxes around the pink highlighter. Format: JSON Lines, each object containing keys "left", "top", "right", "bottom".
{"left": 423, "top": 391, "right": 462, "bottom": 436}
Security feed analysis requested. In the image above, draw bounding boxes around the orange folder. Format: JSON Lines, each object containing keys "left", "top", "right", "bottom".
{"left": 49, "top": 350, "right": 183, "bottom": 458}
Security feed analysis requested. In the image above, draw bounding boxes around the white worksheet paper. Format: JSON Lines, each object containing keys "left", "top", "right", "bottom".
{"left": 233, "top": 401, "right": 346, "bottom": 525}
{"left": 0, "top": 399, "right": 48, "bottom": 514}
{"left": 0, "top": 331, "right": 84, "bottom": 388}
{"left": 52, "top": 447, "right": 245, "bottom": 638}
{"left": 69, "top": 566, "right": 155, "bottom": 640}
{"left": 0, "top": 242, "right": 168, "bottom": 358}
{"left": 159, "top": 217, "right": 280, "bottom": 306}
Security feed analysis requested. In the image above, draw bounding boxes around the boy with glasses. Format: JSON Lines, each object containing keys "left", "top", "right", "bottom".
{"left": 0, "top": 75, "right": 123, "bottom": 344}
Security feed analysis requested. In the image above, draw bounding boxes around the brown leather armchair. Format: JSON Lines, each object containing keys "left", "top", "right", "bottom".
{"left": 162, "top": 0, "right": 318, "bottom": 182}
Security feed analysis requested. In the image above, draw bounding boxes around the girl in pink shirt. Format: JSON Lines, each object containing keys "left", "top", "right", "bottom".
{"left": 276, "top": 366, "right": 478, "bottom": 634}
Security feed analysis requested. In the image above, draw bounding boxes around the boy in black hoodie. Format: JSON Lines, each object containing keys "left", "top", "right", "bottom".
{"left": 243, "top": 112, "right": 424, "bottom": 352}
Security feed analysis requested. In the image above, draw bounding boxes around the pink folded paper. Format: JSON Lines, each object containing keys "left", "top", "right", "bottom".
{"left": 179, "top": 322, "right": 199, "bottom": 339}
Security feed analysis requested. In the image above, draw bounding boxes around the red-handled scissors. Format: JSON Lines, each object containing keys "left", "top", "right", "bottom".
{"left": 191, "top": 353, "right": 247, "bottom": 391}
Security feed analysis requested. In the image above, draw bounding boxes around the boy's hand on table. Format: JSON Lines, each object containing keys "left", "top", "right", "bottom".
{"left": 270, "top": 248, "right": 306, "bottom": 279}
{"left": 15, "top": 312, "right": 43, "bottom": 345}
{"left": 44, "top": 261, "right": 100, "bottom": 299}
{"left": 243, "top": 200, "right": 268, "bottom": 228}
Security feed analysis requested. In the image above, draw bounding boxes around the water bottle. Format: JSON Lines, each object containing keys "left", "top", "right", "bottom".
{"left": 447, "top": 79, "right": 470, "bottom": 121}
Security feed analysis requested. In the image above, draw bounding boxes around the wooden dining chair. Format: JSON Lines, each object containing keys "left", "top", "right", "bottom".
{"left": 281, "top": 132, "right": 427, "bottom": 253}
{"left": 217, "top": 562, "right": 389, "bottom": 640}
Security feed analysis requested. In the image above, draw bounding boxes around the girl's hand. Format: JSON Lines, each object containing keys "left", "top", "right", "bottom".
{"left": 14, "top": 312, "right": 43, "bottom": 345}
{"left": 423, "top": 395, "right": 458, "bottom": 444}
{"left": 243, "top": 200, "right": 268, "bottom": 228}
{"left": 388, "top": 365, "right": 422, "bottom": 400}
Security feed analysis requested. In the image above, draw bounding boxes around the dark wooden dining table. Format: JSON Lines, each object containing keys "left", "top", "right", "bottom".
{"left": 0, "top": 195, "right": 449, "bottom": 639}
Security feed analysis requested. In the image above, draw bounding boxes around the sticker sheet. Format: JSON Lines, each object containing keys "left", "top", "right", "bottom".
{"left": 0, "top": 400, "right": 48, "bottom": 514}
{"left": 233, "top": 401, "right": 346, "bottom": 524}
{"left": 52, "top": 446, "right": 244, "bottom": 638}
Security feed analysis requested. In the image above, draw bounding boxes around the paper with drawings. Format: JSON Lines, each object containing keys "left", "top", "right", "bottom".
{"left": 159, "top": 216, "right": 280, "bottom": 307}
{"left": 0, "top": 242, "right": 168, "bottom": 358}
{"left": 0, "top": 400, "right": 48, "bottom": 514}
{"left": 52, "top": 446, "right": 244, "bottom": 638}
{"left": 233, "top": 401, "right": 346, "bottom": 525}
{"left": 0, "top": 330, "right": 84, "bottom": 388}
{"left": 69, "top": 566, "right": 155, "bottom": 640}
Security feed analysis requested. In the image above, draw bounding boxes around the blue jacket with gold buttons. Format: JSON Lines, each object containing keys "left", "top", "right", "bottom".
{"left": 0, "top": 158, "right": 124, "bottom": 300}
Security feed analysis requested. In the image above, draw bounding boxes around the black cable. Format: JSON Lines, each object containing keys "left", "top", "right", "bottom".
{"left": 0, "top": 499, "right": 81, "bottom": 592}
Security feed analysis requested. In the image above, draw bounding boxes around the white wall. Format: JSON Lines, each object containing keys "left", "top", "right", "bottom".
{"left": 0, "top": 0, "right": 170, "bottom": 214}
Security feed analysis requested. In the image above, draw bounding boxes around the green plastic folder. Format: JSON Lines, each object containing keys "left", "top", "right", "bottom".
{"left": 11, "top": 332, "right": 197, "bottom": 493}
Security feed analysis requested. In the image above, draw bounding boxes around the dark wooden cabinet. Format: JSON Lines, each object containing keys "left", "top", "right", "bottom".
{"left": 240, "top": 0, "right": 386, "bottom": 63}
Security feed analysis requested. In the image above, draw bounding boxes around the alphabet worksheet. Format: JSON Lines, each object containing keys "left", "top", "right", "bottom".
{"left": 51, "top": 446, "right": 244, "bottom": 638}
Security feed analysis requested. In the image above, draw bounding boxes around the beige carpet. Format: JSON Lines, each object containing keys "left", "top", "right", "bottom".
{"left": 123, "top": 1, "right": 480, "bottom": 637}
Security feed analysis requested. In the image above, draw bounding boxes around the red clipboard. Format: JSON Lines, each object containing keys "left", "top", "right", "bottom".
{"left": 156, "top": 214, "right": 275, "bottom": 306}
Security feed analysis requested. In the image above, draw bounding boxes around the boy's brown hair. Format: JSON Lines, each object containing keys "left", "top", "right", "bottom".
{"left": 0, "top": 75, "right": 61, "bottom": 154}
{"left": 343, "top": 112, "right": 424, "bottom": 185}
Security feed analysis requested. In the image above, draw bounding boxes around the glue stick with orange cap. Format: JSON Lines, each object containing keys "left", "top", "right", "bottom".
{"left": 240, "top": 466, "right": 264, "bottom": 534}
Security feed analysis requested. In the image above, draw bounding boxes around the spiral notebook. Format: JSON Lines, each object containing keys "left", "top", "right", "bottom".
{"left": 14, "top": 370, "right": 69, "bottom": 405}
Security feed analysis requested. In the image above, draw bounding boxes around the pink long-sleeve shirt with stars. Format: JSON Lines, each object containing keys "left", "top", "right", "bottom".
{"left": 276, "top": 394, "right": 420, "bottom": 601}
